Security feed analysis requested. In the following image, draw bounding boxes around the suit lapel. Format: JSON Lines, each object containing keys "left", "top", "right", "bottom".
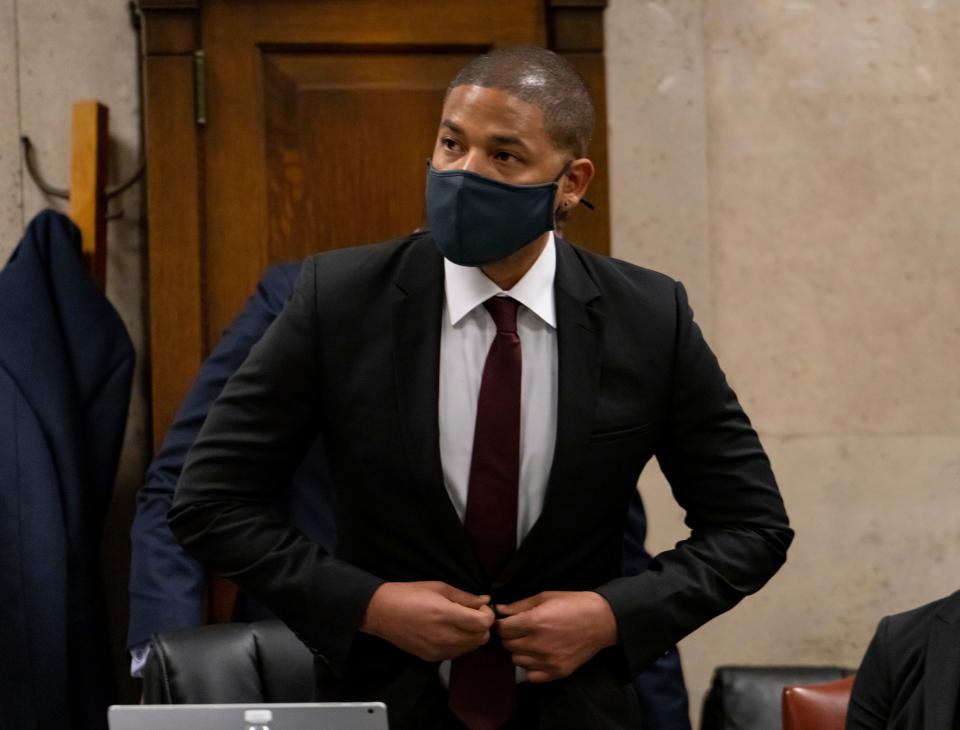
{"left": 496, "top": 239, "right": 603, "bottom": 588}
{"left": 925, "top": 592, "right": 960, "bottom": 730}
{"left": 392, "top": 236, "right": 485, "bottom": 588}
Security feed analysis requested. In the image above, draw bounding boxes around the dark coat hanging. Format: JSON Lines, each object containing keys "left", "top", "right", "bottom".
{"left": 0, "top": 210, "right": 133, "bottom": 730}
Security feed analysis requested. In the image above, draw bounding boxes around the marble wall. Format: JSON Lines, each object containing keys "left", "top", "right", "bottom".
{"left": 2, "top": 0, "right": 958, "bottom": 720}
{"left": 606, "top": 0, "right": 960, "bottom": 723}
{"left": 0, "top": 0, "right": 146, "bottom": 701}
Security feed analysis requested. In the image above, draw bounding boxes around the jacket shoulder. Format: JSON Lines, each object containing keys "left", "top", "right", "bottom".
{"left": 562, "top": 240, "right": 679, "bottom": 295}
{"left": 865, "top": 591, "right": 958, "bottom": 683}
{"left": 560, "top": 240, "right": 684, "bottom": 324}
{"left": 301, "top": 232, "right": 430, "bottom": 298}
{"left": 882, "top": 591, "right": 958, "bottom": 644}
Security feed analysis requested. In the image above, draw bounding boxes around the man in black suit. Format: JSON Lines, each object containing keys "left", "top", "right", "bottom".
{"left": 170, "top": 46, "right": 792, "bottom": 729}
{"left": 847, "top": 590, "right": 960, "bottom": 730}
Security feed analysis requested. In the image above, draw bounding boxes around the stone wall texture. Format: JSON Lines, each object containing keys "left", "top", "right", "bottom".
{"left": 606, "top": 0, "right": 960, "bottom": 723}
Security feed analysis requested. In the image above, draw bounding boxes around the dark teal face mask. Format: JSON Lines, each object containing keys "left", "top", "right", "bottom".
{"left": 425, "top": 161, "right": 565, "bottom": 266}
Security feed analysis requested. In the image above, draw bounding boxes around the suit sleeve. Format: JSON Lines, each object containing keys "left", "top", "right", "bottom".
{"left": 127, "top": 265, "right": 299, "bottom": 651}
{"left": 846, "top": 618, "right": 891, "bottom": 730}
{"left": 596, "top": 281, "right": 793, "bottom": 674}
{"left": 169, "top": 258, "right": 384, "bottom": 676}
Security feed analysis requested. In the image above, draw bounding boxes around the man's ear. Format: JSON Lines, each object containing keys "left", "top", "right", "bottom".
{"left": 559, "top": 158, "right": 595, "bottom": 211}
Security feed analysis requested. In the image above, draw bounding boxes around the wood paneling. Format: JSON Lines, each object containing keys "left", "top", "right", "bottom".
{"left": 200, "top": 0, "right": 547, "bottom": 347}
{"left": 262, "top": 52, "right": 477, "bottom": 263}
{"left": 548, "top": 1, "right": 609, "bottom": 254}
{"left": 140, "top": 4, "right": 204, "bottom": 449}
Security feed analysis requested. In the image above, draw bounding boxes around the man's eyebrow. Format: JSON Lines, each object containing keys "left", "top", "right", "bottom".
{"left": 440, "top": 120, "right": 531, "bottom": 151}
{"left": 491, "top": 134, "right": 530, "bottom": 151}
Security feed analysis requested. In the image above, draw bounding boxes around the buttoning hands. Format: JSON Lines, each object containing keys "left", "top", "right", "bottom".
{"left": 360, "top": 581, "right": 495, "bottom": 662}
{"left": 495, "top": 591, "right": 619, "bottom": 683}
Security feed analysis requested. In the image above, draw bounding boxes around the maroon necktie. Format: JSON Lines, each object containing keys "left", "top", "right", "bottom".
{"left": 448, "top": 296, "right": 521, "bottom": 730}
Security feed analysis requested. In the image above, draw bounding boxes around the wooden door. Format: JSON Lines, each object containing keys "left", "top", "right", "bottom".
{"left": 202, "top": 0, "right": 548, "bottom": 352}
{"left": 142, "top": 0, "right": 609, "bottom": 446}
{"left": 139, "top": 0, "right": 610, "bottom": 622}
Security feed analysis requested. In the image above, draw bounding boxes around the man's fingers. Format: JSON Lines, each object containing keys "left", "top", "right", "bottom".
{"left": 496, "top": 612, "right": 533, "bottom": 640}
{"left": 447, "top": 601, "right": 496, "bottom": 632}
{"left": 496, "top": 593, "right": 545, "bottom": 616}
{"left": 511, "top": 655, "right": 561, "bottom": 683}
{"left": 510, "top": 654, "right": 544, "bottom": 670}
{"left": 525, "top": 669, "right": 553, "bottom": 684}
{"left": 469, "top": 629, "right": 491, "bottom": 646}
{"left": 434, "top": 583, "right": 490, "bottom": 609}
{"left": 501, "top": 636, "right": 545, "bottom": 657}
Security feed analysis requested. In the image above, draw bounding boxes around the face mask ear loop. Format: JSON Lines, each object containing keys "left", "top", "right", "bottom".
{"left": 553, "top": 159, "right": 595, "bottom": 219}
{"left": 553, "top": 160, "right": 572, "bottom": 232}
{"left": 552, "top": 159, "right": 572, "bottom": 230}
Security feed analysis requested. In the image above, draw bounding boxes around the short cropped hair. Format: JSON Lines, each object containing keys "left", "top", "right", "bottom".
{"left": 446, "top": 46, "right": 595, "bottom": 158}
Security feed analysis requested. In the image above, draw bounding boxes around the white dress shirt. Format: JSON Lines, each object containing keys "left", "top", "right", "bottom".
{"left": 438, "top": 232, "right": 559, "bottom": 547}
{"left": 438, "top": 233, "right": 559, "bottom": 686}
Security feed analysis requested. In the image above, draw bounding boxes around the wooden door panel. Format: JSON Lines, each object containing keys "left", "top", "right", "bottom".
{"left": 244, "top": 0, "right": 546, "bottom": 47}
{"left": 263, "top": 52, "right": 477, "bottom": 263}
{"left": 202, "top": 0, "right": 546, "bottom": 351}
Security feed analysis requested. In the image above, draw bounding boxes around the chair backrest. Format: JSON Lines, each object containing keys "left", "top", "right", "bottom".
{"left": 143, "top": 621, "right": 315, "bottom": 704}
{"left": 700, "top": 665, "right": 855, "bottom": 730}
{"left": 782, "top": 674, "right": 855, "bottom": 730}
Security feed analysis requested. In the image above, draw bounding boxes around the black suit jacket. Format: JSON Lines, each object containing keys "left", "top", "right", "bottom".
{"left": 847, "top": 590, "right": 960, "bottom": 730}
{"left": 171, "top": 233, "right": 792, "bottom": 728}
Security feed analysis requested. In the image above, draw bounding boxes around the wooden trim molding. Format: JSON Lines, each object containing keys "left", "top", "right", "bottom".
{"left": 138, "top": 1, "right": 205, "bottom": 450}
{"left": 138, "top": 0, "right": 198, "bottom": 9}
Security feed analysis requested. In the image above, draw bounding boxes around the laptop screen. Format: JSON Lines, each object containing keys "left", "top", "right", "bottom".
{"left": 108, "top": 702, "right": 388, "bottom": 730}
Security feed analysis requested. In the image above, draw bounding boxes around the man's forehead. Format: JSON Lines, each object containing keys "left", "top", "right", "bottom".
{"left": 441, "top": 85, "right": 545, "bottom": 140}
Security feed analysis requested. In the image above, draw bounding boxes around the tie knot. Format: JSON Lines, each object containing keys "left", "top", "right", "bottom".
{"left": 484, "top": 296, "right": 519, "bottom": 334}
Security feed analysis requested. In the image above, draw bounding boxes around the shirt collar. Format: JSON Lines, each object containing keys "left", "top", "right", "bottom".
{"left": 444, "top": 232, "right": 557, "bottom": 328}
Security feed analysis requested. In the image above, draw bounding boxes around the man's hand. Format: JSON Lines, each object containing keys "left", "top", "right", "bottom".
{"left": 360, "top": 581, "right": 495, "bottom": 662}
{"left": 496, "top": 591, "right": 618, "bottom": 683}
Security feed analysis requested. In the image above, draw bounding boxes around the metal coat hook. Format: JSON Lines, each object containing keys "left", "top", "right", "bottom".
{"left": 20, "top": 136, "right": 69, "bottom": 199}
{"left": 20, "top": 134, "right": 145, "bottom": 204}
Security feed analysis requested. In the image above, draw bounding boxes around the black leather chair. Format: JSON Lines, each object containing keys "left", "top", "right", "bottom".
{"left": 143, "top": 621, "right": 315, "bottom": 704}
{"left": 699, "top": 665, "right": 855, "bottom": 730}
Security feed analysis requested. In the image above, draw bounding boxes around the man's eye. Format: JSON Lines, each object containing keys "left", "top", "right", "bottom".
{"left": 494, "top": 151, "right": 519, "bottom": 163}
{"left": 441, "top": 137, "right": 460, "bottom": 151}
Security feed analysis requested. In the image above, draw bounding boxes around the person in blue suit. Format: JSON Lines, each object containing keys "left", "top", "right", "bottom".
{"left": 128, "top": 260, "right": 692, "bottom": 728}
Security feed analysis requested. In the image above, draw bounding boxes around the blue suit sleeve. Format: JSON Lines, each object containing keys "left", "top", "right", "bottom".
{"left": 126, "top": 263, "right": 301, "bottom": 650}
{"left": 623, "top": 490, "right": 692, "bottom": 729}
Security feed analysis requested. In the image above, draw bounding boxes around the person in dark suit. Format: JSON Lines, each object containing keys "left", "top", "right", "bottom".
{"left": 128, "top": 261, "right": 692, "bottom": 727}
{"left": 170, "top": 46, "right": 792, "bottom": 729}
{"left": 846, "top": 590, "right": 960, "bottom": 730}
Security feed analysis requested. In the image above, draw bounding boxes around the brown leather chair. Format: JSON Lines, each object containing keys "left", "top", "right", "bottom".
{"left": 782, "top": 674, "right": 856, "bottom": 730}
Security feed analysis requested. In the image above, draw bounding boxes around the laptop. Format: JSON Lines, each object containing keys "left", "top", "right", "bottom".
{"left": 108, "top": 702, "right": 388, "bottom": 730}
